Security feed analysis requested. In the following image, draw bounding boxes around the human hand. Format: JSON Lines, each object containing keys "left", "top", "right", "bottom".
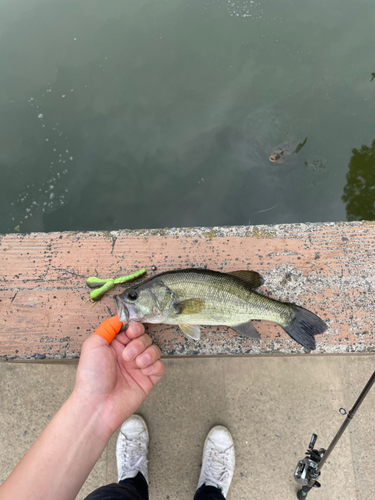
{"left": 72, "top": 317, "right": 165, "bottom": 441}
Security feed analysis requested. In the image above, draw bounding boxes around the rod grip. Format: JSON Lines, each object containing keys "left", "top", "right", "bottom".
{"left": 297, "top": 485, "right": 312, "bottom": 499}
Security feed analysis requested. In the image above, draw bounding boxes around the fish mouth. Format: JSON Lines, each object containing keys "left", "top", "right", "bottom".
{"left": 114, "top": 295, "right": 141, "bottom": 330}
{"left": 115, "top": 295, "right": 129, "bottom": 326}
{"left": 269, "top": 155, "right": 277, "bottom": 162}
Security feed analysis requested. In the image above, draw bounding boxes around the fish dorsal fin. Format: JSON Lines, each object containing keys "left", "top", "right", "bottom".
{"left": 294, "top": 137, "right": 307, "bottom": 154}
{"left": 228, "top": 270, "right": 264, "bottom": 288}
{"left": 179, "top": 324, "right": 201, "bottom": 340}
{"left": 173, "top": 298, "right": 205, "bottom": 315}
{"left": 231, "top": 321, "right": 261, "bottom": 340}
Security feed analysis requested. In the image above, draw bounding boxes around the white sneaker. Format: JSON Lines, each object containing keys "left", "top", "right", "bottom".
{"left": 116, "top": 414, "right": 149, "bottom": 483}
{"left": 197, "top": 426, "right": 235, "bottom": 498}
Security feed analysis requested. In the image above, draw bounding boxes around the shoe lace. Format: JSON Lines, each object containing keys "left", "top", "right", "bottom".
{"left": 119, "top": 432, "right": 148, "bottom": 475}
{"left": 204, "top": 446, "right": 233, "bottom": 491}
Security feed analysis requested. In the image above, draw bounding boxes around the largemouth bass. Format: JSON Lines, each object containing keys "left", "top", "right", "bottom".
{"left": 114, "top": 268, "right": 327, "bottom": 350}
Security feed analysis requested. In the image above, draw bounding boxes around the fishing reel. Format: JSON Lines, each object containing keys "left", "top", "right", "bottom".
{"left": 294, "top": 434, "right": 325, "bottom": 498}
{"left": 294, "top": 370, "right": 375, "bottom": 499}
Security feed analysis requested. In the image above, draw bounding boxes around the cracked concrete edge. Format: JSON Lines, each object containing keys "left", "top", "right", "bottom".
{"left": 2, "top": 220, "right": 369, "bottom": 239}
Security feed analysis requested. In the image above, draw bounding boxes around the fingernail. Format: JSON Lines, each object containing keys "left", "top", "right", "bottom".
{"left": 137, "top": 353, "right": 150, "bottom": 367}
{"left": 132, "top": 323, "right": 142, "bottom": 336}
{"left": 143, "top": 365, "right": 153, "bottom": 374}
{"left": 123, "top": 347, "right": 137, "bottom": 361}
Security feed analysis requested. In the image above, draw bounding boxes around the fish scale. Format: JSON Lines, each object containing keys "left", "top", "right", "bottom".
{"left": 159, "top": 270, "right": 293, "bottom": 326}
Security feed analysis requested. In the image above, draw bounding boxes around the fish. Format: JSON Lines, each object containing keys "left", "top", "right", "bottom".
{"left": 269, "top": 137, "right": 307, "bottom": 164}
{"left": 114, "top": 268, "right": 327, "bottom": 350}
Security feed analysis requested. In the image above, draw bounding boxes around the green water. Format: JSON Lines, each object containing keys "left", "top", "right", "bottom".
{"left": 1, "top": 0, "right": 375, "bottom": 233}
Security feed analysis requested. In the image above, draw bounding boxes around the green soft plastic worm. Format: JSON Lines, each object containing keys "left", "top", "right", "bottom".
{"left": 113, "top": 269, "right": 146, "bottom": 284}
{"left": 86, "top": 269, "right": 147, "bottom": 302}
{"left": 86, "top": 277, "right": 112, "bottom": 289}
{"left": 89, "top": 279, "right": 115, "bottom": 301}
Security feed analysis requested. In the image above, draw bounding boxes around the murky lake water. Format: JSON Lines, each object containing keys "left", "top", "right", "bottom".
{"left": 1, "top": 0, "right": 375, "bottom": 233}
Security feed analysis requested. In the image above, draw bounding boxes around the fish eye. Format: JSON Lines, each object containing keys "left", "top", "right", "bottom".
{"left": 127, "top": 290, "right": 138, "bottom": 301}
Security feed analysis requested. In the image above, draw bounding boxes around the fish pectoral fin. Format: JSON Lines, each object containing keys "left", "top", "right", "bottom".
{"left": 231, "top": 321, "right": 261, "bottom": 340}
{"left": 228, "top": 270, "right": 264, "bottom": 288}
{"left": 173, "top": 298, "right": 205, "bottom": 315}
{"left": 179, "top": 324, "right": 201, "bottom": 341}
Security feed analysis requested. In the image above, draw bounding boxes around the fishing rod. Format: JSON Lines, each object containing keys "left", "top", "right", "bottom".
{"left": 294, "top": 368, "right": 375, "bottom": 498}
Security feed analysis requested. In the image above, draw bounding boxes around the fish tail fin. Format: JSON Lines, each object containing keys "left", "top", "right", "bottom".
{"left": 283, "top": 305, "right": 327, "bottom": 350}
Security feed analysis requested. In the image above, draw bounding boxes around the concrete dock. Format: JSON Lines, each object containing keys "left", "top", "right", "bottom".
{"left": 1, "top": 355, "right": 375, "bottom": 499}
{"left": 1, "top": 221, "right": 375, "bottom": 359}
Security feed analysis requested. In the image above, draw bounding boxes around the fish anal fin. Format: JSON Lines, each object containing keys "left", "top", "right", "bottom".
{"left": 228, "top": 270, "right": 264, "bottom": 288}
{"left": 173, "top": 298, "right": 205, "bottom": 315}
{"left": 179, "top": 324, "right": 201, "bottom": 340}
{"left": 231, "top": 321, "right": 261, "bottom": 340}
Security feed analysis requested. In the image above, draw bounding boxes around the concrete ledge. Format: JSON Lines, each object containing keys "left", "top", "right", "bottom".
{"left": 1, "top": 221, "right": 374, "bottom": 360}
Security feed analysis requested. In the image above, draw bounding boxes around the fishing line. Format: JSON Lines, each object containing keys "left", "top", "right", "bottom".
{"left": 247, "top": 160, "right": 298, "bottom": 225}
{"left": 248, "top": 192, "right": 283, "bottom": 225}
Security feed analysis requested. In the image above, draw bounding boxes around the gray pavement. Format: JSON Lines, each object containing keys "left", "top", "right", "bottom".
{"left": 1, "top": 355, "right": 375, "bottom": 500}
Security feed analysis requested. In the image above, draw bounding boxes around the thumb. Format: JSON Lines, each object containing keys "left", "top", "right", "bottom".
{"left": 92, "top": 316, "right": 123, "bottom": 344}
